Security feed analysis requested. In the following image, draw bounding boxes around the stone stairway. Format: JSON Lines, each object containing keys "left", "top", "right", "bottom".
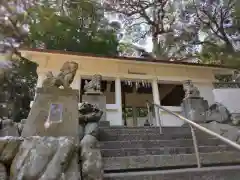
{"left": 99, "top": 126, "right": 240, "bottom": 180}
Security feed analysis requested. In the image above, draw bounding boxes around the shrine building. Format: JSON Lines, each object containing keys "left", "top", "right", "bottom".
{"left": 19, "top": 49, "right": 233, "bottom": 127}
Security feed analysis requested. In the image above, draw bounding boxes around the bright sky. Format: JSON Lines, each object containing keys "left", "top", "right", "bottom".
{"left": 141, "top": 37, "right": 153, "bottom": 52}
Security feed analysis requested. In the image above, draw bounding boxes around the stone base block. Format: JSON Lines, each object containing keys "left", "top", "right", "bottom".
{"left": 181, "top": 97, "right": 209, "bottom": 123}
{"left": 9, "top": 136, "right": 80, "bottom": 180}
{"left": 99, "top": 121, "right": 110, "bottom": 127}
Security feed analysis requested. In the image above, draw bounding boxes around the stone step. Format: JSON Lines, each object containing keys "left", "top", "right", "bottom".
{"left": 101, "top": 145, "right": 235, "bottom": 157}
{"left": 99, "top": 127, "right": 212, "bottom": 141}
{"left": 104, "top": 165, "right": 240, "bottom": 180}
{"left": 100, "top": 138, "right": 224, "bottom": 149}
{"left": 103, "top": 151, "right": 240, "bottom": 171}
{"left": 100, "top": 126, "right": 192, "bottom": 134}
{"left": 100, "top": 133, "right": 192, "bottom": 141}
{"left": 100, "top": 132, "right": 211, "bottom": 141}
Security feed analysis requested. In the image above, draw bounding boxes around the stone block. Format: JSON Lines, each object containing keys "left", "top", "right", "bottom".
{"left": 82, "top": 94, "right": 106, "bottom": 122}
{"left": 21, "top": 87, "right": 79, "bottom": 142}
{"left": 0, "top": 163, "right": 7, "bottom": 180}
{"left": 81, "top": 135, "right": 103, "bottom": 180}
{"left": 10, "top": 136, "right": 81, "bottom": 180}
{"left": 0, "top": 137, "right": 23, "bottom": 165}
{"left": 201, "top": 122, "right": 240, "bottom": 142}
{"left": 181, "top": 97, "right": 209, "bottom": 123}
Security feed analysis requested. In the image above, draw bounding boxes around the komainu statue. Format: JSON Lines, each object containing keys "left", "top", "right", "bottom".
{"left": 205, "top": 103, "right": 231, "bottom": 124}
{"left": 42, "top": 61, "right": 78, "bottom": 89}
{"left": 84, "top": 74, "right": 102, "bottom": 94}
{"left": 183, "top": 80, "right": 200, "bottom": 98}
{"left": 78, "top": 102, "right": 103, "bottom": 180}
{"left": 232, "top": 70, "right": 240, "bottom": 82}
{"left": 205, "top": 102, "right": 240, "bottom": 126}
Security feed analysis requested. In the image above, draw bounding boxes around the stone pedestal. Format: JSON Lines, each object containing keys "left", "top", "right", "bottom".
{"left": 0, "top": 125, "right": 19, "bottom": 137}
{"left": 82, "top": 94, "right": 106, "bottom": 122}
{"left": 98, "top": 121, "right": 110, "bottom": 127}
{"left": 181, "top": 97, "right": 209, "bottom": 123}
{"left": 21, "top": 87, "right": 79, "bottom": 142}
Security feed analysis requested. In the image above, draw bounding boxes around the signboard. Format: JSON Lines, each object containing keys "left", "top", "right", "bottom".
{"left": 47, "top": 103, "right": 63, "bottom": 123}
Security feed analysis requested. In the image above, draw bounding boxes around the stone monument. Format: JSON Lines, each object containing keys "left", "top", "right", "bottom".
{"left": 21, "top": 61, "right": 80, "bottom": 141}
{"left": 181, "top": 80, "right": 209, "bottom": 123}
{"left": 82, "top": 74, "right": 109, "bottom": 126}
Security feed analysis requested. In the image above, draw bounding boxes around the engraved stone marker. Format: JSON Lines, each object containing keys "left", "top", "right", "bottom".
{"left": 22, "top": 87, "right": 79, "bottom": 142}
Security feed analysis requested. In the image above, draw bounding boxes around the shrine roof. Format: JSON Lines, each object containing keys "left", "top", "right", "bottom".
{"left": 20, "top": 48, "right": 234, "bottom": 70}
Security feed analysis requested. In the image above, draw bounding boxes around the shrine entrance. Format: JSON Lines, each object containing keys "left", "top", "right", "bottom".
{"left": 121, "top": 79, "right": 185, "bottom": 127}
{"left": 121, "top": 80, "right": 153, "bottom": 127}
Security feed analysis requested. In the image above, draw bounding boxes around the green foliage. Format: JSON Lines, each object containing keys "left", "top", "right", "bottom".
{"left": 10, "top": 55, "right": 38, "bottom": 97}
{"left": 11, "top": 57, "right": 38, "bottom": 122}
{"left": 199, "top": 43, "right": 240, "bottom": 68}
{"left": 192, "top": 0, "right": 240, "bottom": 67}
{"left": 28, "top": 0, "right": 119, "bottom": 55}
{"left": 0, "top": 0, "right": 119, "bottom": 121}
{"left": 0, "top": 54, "right": 38, "bottom": 121}
{"left": 104, "top": 0, "right": 240, "bottom": 65}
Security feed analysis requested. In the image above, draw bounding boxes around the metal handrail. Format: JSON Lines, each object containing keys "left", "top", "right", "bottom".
{"left": 146, "top": 102, "right": 162, "bottom": 134}
{"left": 146, "top": 101, "right": 240, "bottom": 168}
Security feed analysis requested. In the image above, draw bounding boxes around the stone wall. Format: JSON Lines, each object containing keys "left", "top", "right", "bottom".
{"left": 0, "top": 136, "right": 80, "bottom": 180}
{"left": 213, "top": 88, "right": 240, "bottom": 114}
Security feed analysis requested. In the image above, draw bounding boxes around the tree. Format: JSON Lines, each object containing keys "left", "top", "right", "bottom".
{"left": 1, "top": 0, "right": 119, "bottom": 53}
{"left": 0, "top": 0, "right": 119, "bottom": 121}
{"left": 190, "top": 0, "right": 240, "bottom": 66}
{"left": 28, "top": 0, "right": 119, "bottom": 55}
{"left": 103, "top": 0, "right": 240, "bottom": 65}
{"left": 103, "top": 0, "right": 198, "bottom": 60}
{"left": 0, "top": 50, "right": 37, "bottom": 121}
